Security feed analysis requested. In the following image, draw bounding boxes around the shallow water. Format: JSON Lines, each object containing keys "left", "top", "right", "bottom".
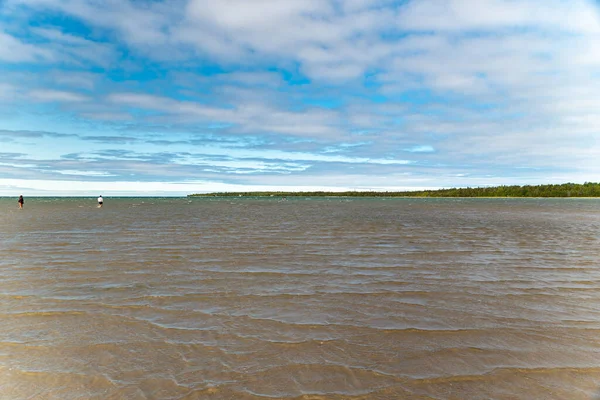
{"left": 1, "top": 197, "right": 600, "bottom": 399}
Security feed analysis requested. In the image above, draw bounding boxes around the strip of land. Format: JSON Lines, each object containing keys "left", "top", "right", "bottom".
{"left": 189, "top": 183, "right": 600, "bottom": 198}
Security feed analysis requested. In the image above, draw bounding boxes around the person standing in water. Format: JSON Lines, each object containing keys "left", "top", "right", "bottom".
{"left": 18, "top": 195, "right": 24, "bottom": 209}
{"left": 97, "top": 195, "right": 103, "bottom": 208}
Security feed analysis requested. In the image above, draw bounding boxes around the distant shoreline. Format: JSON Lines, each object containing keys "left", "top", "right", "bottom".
{"left": 189, "top": 183, "right": 600, "bottom": 198}
{"left": 188, "top": 195, "right": 600, "bottom": 198}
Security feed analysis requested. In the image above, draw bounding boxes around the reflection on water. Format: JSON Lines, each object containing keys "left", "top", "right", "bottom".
{"left": 1, "top": 197, "right": 600, "bottom": 399}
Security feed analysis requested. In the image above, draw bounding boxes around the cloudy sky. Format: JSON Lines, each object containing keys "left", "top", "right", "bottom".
{"left": 1, "top": 0, "right": 600, "bottom": 195}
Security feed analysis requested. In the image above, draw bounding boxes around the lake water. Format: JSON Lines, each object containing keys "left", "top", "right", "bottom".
{"left": 1, "top": 197, "right": 600, "bottom": 399}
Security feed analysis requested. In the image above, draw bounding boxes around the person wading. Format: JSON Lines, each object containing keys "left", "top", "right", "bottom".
{"left": 18, "top": 195, "right": 24, "bottom": 209}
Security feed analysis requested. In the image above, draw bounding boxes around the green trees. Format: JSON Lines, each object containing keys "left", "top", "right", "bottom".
{"left": 189, "top": 182, "right": 600, "bottom": 198}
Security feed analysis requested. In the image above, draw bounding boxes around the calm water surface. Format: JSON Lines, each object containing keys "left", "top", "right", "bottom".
{"left": 1, "top": 197, "right": 600, "bottom": 399}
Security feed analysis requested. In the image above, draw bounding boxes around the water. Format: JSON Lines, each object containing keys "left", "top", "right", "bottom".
{"left": 1, "top": 197, "right": 600, "bottom": 399}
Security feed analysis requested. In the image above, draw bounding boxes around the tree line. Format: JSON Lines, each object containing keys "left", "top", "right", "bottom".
{"left": 189, "top": 182, "right": 600, "bottom": 198}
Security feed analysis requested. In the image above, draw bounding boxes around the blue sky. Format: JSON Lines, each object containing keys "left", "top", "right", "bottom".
{"left": 1, "top": 0, "right": 600, "bottom": 195}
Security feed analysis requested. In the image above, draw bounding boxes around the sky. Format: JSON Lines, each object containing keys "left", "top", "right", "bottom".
{"left": 1, "top": 0, "right": 600, "bottom": 196}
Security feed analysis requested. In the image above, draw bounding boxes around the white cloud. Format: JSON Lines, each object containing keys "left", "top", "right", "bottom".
{"left": 30, "top": 27, "right": 115, "bottom": 66}
{"left": 10, "top": 0, "right": 178, "bottom": 45}
{"left": 396, "top": 0, "right": 600, "bottom": 34}
{"left": 29, "top": 89, "right": 89, "bottom": 102}
{"left": 213, "top": 71, "right": 284, "bottom": 87}
{"left": 0, "top": 30, "right": 53, "bottom": 62}
{"left": 0, "top": 83, "right": 16, "bottom": 99}
{"left": 108, "top": 92, "right": 346, "bottom": 139}
{"left": 405, "top": 145, "right": 435, "bottom": 153}
{"left": 80, "top": 112, "right": 132, "bottom": 121}
{"left": 54, "top": 170, "right": 115, "bottom": 176}
{"left": 50, "top": 71, "right": 99, "bottom": 90}
{"left": 31, "top": 27, "right": 92, "bottom": 45}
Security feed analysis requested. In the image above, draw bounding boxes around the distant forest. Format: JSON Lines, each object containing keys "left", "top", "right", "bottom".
{"left": 189, "top": 182, "right": 600, "bottom": 198}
